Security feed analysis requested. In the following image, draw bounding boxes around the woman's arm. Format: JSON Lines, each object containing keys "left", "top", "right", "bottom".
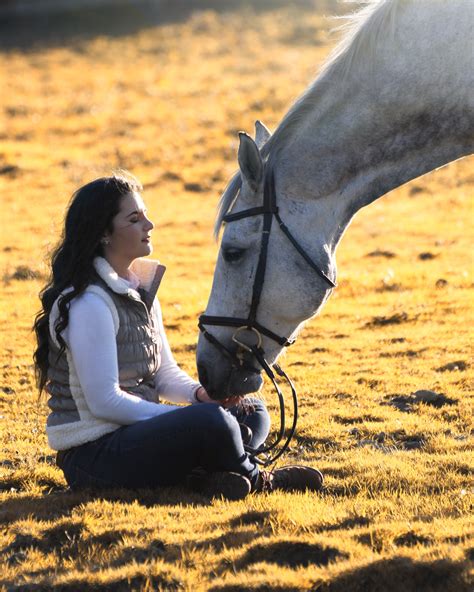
{"left": 67, "top": 292, "right": 179, "bottom": 424}
{"left": 152, "top": 298, "right": 203, "bottom": 404}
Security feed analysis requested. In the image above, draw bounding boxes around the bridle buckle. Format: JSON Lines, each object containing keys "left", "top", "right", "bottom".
{"left": 232, "top": 326, "right": 262, "bottom": 354}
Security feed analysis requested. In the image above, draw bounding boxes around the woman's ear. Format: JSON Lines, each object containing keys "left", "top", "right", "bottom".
{"left": 238, "top": 132, "right": 263, "bottom": 192}
{"left": 101, "top": 230, "right": 112, "bottom": 245}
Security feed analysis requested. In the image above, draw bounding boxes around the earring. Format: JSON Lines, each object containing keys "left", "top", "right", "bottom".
{"left": 101, "top": 238, "right": 110, "bottom": 245}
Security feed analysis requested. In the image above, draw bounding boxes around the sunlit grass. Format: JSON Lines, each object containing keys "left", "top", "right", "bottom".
{"left": 0, "top": 2, "right": 472, "bottom": 590}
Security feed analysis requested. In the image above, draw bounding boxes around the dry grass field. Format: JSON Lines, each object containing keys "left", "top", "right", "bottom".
{"left": 0, "top": 1, "right": 472, "bottom": 590}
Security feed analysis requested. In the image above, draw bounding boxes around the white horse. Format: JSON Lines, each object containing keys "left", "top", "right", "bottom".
{"left": 197, "top": 0, "right": 474, "bottom": 399}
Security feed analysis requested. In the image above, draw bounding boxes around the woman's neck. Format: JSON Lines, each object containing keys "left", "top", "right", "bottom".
{"left": 103, "top": 253, "right": 132, "bottom": 281}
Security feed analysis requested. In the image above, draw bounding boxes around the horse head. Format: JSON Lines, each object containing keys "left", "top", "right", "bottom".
{"left": 197, "top": 122, "right": 336, "bottom": 400}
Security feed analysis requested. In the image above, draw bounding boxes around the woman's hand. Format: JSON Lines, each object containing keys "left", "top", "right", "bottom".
{"left": 194, "top": 386, "right": 219, "bottom": 404}
{"left": 220, "top": 395, "right": 244, "bottom": 408}
{"left": 195, "top": 386, "right": 243, "bottom": 408}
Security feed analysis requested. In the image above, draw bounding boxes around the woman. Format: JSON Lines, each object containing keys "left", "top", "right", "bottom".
{"left": 33, "top": 172, "right": 323, "bottom": 500}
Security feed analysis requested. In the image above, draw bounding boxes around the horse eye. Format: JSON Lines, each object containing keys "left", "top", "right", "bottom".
{"left": 222, "top": 247, "right": 246, "bottom": 263}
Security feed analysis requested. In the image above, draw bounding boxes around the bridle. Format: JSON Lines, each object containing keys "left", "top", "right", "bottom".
{"left": 199, "top": 169, "right": 336, "bottom": 466}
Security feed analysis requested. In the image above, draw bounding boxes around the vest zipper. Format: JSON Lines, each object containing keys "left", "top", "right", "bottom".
{"left": 133, "top": 298, "right": 161, "bottom": 376}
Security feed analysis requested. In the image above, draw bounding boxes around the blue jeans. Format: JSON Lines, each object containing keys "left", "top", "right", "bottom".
{"left": 60, "top": 398, "right": 270, "bottom": 491}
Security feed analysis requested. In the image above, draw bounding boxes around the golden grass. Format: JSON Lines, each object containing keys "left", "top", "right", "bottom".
{"left": 0, "top": 2, "right": 472, "bottom": 590}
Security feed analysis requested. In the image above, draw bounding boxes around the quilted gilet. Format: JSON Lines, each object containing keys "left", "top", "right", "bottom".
{"left": 45, "top": 257, "right": 165, "bottom": 450}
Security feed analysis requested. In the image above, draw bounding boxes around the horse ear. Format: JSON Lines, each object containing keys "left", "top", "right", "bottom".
{"left": 255, "top": 120, "right": 271, "bottom": 150}
{"left": 238, "top": 132, "right": 263, "bottom": 191}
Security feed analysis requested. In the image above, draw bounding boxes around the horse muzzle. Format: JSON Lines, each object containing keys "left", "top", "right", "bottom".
{"left": 196, "top": 335, "right": 263, "bottom": 400}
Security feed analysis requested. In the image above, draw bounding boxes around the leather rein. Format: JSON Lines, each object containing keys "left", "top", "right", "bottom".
{"left": 199, "top": 170, "right": 336, "bottom": 466}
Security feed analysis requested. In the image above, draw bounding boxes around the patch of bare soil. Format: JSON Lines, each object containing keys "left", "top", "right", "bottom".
{"left": 382, "top": 390, "right": 457, "bottom": 412}
{"left": 365, "top": 312, "right": 411, "bottom": 328}
{"left": 436, "top": 360, "right": 469, "bottom": 373}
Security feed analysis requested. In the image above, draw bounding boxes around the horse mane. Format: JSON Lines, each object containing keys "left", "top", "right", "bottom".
{"left": 214, "top": 0, "right": 400, "bottom": 237}
{"left": 320, "top": 0, "right": 399, "bottom": 79}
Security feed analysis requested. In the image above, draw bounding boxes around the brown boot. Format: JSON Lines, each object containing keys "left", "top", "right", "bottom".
{"left": 186, "top": 468, "right": 251, "bottom": 501}
{"left": 253, "top": 465, "right": 324, "bottom": 493}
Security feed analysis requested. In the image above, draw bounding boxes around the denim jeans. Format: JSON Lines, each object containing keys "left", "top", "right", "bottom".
{"left": 60, "top": 397, "right": 270, "bottom": 491}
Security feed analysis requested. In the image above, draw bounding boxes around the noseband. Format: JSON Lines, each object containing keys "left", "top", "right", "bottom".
{"left": 199, "top": 169, "right": 336, "bottom": 466}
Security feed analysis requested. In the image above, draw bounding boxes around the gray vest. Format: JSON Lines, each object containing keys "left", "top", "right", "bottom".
{"left": 46, "top": 275, "right": 162, "bottom": 429}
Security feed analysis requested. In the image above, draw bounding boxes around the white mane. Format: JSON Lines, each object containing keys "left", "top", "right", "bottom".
{"left": 265, "top": 0, "right": 399, "bottom": 156}
{"left": 214, "top": 0, "right": 400, "bottom": 236}
{"left": 320, "top": 0, "right": 399, "bottom": 79}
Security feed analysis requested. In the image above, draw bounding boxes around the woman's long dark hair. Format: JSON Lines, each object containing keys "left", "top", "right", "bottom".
{"left": 33, "top": 172, "right": 142, "bottom": 394}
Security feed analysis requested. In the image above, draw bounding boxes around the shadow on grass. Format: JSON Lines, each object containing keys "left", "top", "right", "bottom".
{"left": 294, "top": 433, "right": 342, "bottom": 451}
{"left": 332, "top": 414, "right": 384, "bottom": 425}
{"left": 4, "top": 572, "right": 183, "bottom": 591}
{"left": 6, "top": 521, "right": 87, "bottom": 559}
{"left": 317, "top": 556, "right": 471, "bottom": 592}
{"left": 210, "top": 556, "right": 470, "bottom": 592}
{"left": 229, "top": 509, "right": 273, "bottom": 528}
{"left": 234, "top": 540, "right": 349, "bottom": 569}
{"left": 0, "top": 0, "right": 332, "bottom": 52}
{"left": 6, "top": 519, "right": 176, "bottom": 574}
{"left": 212, "top": 542, "right": 349, "bottom": 586}
{"left": 195, "top": 528, "right": 260, "bottom": 553}
{"left": 6, "top": 522, "right": 154, "bottom": 563}
{"left": 0, "top": 485, "right": 217, "bottom": 525}
{"left": 210, "top": 587, "right": 297, "bottom": 592}
{"left": 109, "top": 538, "right": 169, "bottom": 568}
{"left": 94, "top": 530, "right": 261, "bottom": 570}
{"left": 321, "top": 515, "right": 370, "bottom": 532}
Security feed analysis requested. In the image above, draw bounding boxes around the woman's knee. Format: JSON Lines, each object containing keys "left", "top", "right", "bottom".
{"left": 237, "top": 397, "right": 271, "bottom": 445}
{"left": 197, "top": 403, "right": 239, "bottom": 430}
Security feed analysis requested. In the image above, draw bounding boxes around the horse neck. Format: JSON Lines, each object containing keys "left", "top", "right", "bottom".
{"left": 271, "top": 0, "right": 474, "bottom": 251}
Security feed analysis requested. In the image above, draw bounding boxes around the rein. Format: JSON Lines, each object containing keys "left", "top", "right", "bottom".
{"left": 199, "top": 170, "right": 336, "bottom": 466}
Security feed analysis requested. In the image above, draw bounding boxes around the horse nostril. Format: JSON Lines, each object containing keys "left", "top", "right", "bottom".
{"left": 197, "top": 363, "right": 209, "bottom": 389}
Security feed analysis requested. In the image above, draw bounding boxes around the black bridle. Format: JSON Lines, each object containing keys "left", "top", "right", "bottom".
{"left": 199, "top": 169, "right": 336, "bottom": 466}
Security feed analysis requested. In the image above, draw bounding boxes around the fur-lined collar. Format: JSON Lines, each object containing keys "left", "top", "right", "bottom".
{"left": 93, "top": 257, "right": 166, "bottom": 307}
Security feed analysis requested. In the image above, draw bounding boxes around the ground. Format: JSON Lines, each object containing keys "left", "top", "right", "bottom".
{"left": 0, "top": 1, "right": 472, "bottom": 590}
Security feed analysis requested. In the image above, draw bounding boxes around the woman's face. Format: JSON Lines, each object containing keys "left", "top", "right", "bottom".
{"left": 104, "top": 191, "right": 154, "bottom": 262}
